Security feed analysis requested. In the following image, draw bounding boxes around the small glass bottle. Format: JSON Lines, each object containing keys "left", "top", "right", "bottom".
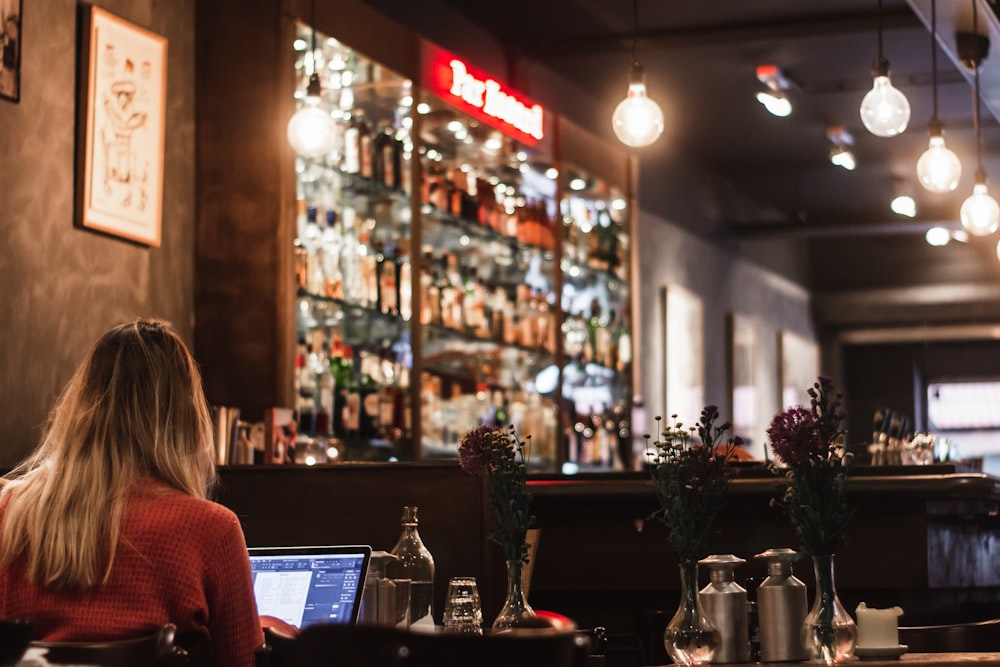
{"left": 387, "top": 506, "right": 435, "bottom": 627}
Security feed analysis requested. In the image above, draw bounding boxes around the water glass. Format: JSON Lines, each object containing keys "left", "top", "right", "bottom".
{"left": 442, "top": 577, "right": 483, "bottom": 635}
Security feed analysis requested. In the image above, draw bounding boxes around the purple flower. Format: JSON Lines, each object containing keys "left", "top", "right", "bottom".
{"left": 767, "top": 406, "right": 826, "bottom": 466}
{"left": 458, "top": 424, "right": 507, "bottom": 477}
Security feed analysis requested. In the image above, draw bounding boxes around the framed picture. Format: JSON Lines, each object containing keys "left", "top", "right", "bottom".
{"left": 0, "top": 0, "right": 22, "bottom": 102}
{"left": 728, "top": 313, "right": 759, "bottom": 447}
{"left": 663, "top": 285, "right": 704, "bottom": 422}
{"left": 779, "top": 330, "right": 819, "bottom": 409}
{"left": 76, "top": 5, "right": 167, "bottom": 246}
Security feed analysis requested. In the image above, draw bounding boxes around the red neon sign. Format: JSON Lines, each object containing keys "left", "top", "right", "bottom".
{"left": 424, "top": 49, "right": 545, "bottom": 145}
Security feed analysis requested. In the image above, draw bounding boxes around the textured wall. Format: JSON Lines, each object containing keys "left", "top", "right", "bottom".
{"left": 0, "top": 0, "right": 195, "bottom": 466}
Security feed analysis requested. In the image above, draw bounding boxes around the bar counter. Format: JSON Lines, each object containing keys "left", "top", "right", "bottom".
{"left": 216, "top": 463, "right": 1000, "bottom": 666}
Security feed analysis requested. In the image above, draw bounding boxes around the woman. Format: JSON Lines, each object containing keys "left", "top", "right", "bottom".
{"left": 0, "top": 319, "right": 264, "bottom": 666}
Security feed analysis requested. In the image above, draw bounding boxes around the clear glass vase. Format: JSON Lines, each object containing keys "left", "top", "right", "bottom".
{"left": 663, "top": 561, "right": 719, "bottom": 666}
{"left": 802, "top": 554, "right": 857, "bottom": 664}
{"left": 492, "top": 558, "right": 536, "bottom": 630}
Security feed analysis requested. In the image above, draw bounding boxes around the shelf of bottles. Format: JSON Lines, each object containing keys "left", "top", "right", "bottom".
{"left": 290, "top": 25, "right": 561, "bottom": 469}
{"left": 559, "top": 171, "right": 633, "bottom": 472}
{"left": 412, "top": 89, "right": 560, "bottom": 468}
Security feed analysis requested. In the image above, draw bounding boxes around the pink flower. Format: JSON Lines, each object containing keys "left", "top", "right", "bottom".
{"left": 767, "top": 406, "right": 826, "bottom": 466}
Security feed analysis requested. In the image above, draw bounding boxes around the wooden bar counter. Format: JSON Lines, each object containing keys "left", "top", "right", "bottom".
{"left": 216, "top": 463, "right": 1000, "bottom": 666}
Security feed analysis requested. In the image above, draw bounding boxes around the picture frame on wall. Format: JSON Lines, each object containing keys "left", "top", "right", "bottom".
{"left": 727, "top": 313, "right": 759, "bottom": 448}
{"left": 779, "top": 329, "right": 819, "bottom": 409}
{"left": 76, "top": 5, "right": 167, "bottom": 246}
{"left": 0, "top": 0, "right": 22, "bottom": 102}
{"left": 663, "top": 285, "right": 704, "bottom": 422}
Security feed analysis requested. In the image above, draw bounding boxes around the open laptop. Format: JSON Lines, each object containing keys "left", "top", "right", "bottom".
{"left": 248, "top": 545, "right": 372, "bottom": 629}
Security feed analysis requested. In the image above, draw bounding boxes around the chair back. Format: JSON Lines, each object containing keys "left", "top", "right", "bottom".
{"left": 31, "top": 624, "right": 188, "bottom": 667}
{"left": 898, "top": 618, "right": 1000, "bottom": 652}
{"left": 274, "top": 623, "right": 589, "bottom": 667}
{"left": 0, "top": 619, "right": 33, "bottom": 667}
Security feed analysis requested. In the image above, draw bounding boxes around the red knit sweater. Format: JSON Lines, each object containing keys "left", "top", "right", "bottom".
{"left": 0, "top": 480, "right": 264, "bottom": 667}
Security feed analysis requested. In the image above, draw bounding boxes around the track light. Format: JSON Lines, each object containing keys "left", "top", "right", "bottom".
{"left": 755, "top": 65, "right": 793, "bottom": 117}
{"left": 828, "top": 126, "right": 856, "bottom": 171}
{"left": 890, "top": 178, "right": 916, "bottom": 217}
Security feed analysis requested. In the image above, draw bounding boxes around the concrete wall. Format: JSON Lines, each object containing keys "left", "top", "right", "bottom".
{"left": 0, "top": 0, "right": 195, "bottom": 466}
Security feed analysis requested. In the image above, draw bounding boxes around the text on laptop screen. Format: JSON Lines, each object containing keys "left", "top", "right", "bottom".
{"left": 249, "top": 551, "right": 367, "bottom": 628}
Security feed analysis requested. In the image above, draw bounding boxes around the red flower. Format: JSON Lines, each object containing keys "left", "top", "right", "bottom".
{"left": 767, "top": 406, "right": 826, "bottom": 466}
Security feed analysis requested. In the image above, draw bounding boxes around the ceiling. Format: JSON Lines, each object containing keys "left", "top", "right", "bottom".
{"left": 362, "top": 0, "right": 1000, "bottom": 330}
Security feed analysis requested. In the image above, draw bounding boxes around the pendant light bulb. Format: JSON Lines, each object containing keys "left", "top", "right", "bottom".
{"left": 288, "top": 72, "right": 336, "bottom": 158}
{"left": 860, "top": 68, "right": 910, "bottom": 137}
{"left": 917, "top": 133, "right": 961, "bottom": 193}
{"left": 960, "top": 179, "right": 1000, "bottom": 236}
{"left": 612, "top": 63, "right": 664, "bottom": 148}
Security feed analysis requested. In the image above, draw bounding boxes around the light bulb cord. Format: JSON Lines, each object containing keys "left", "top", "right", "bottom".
{"left": 973, "top": 0, "right": 985, "bottom": 182}
{"left": 872, "top": 0, "right": 890, "bottom": 76}
{"left": 930, "top": 0, "right": 939, "bottom": 122}
{"left": 631, "top": 0, "right": 639, "bottom": 67}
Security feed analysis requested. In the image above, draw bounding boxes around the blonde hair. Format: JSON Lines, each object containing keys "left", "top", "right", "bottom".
{"left": 0, "top": 319, "right": 218, "bottom": 590}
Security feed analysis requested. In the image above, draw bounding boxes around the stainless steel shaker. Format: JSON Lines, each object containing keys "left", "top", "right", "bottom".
{"left": 754, "top": 548, "right": 808, "bottom": 662}
{"left": 698, "top": 554, "right": 751, "bottom": 663}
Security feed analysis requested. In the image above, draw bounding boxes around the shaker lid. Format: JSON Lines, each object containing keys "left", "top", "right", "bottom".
{"left": 698, "top": 554, "right": 746, "bottom": 569}
{"left": 754, "top": 548, "right": 800, "bottom": 575}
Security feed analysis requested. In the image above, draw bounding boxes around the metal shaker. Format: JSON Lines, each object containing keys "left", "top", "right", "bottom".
{"left": 698, "top": 554, "right": 750, "bottom": 663}
{"left": 754, "top": 548, "right": 808, "bottom": 662}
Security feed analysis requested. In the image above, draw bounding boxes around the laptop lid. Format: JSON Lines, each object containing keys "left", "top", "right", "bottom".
{"left": 248, "top": 545, "right": 372, "bottom": 629}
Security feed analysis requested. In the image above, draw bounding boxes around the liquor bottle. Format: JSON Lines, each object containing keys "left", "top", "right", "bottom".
{"left": 315, "top": 345, "right": 335, "bottom": 437}
{"left": 387, "top": 506, "right": 436, "bottom": 627}
{"left": 321, "top": 209, "right": 343, "bottom": 299}
{"left": 358, "top": 113, "right": 374, "bottom": 180}
{"left": 341, "top": 344, "right": 361, "bottom": 444}
{"left": 398, "top": 255, "right": 412, "bottom": 321}
{"left": 342, "top": 113, "right": 362, "bottom": 174}
{"left": 329, "top": 337, "right": 352, "bottom": 438}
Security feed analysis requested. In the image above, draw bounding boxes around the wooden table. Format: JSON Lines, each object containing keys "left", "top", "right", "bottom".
{"left": 662, "top": 655, "right": 1000, "bottom": 666}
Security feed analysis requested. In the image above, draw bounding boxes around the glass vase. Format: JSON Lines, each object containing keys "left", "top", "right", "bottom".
{"left": 492, "top": 558, "right": 536, "bottom": 631}
{"left": 802, "top": 554, "right": 857, "bottom": 664}
{"left": 663, "top": 561, "right": 719, "bottom": 666}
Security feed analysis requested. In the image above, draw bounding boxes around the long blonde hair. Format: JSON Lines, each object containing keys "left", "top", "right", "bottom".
{"left": 0, "top": 319, "right": 218, "bottom": 590}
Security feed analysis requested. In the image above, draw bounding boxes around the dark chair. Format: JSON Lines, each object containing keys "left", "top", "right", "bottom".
{"left": 31, "top": 623, "right": 188, "bottom": 667}
{"left": 271, "top": 623, "right": 589, "bottom": 667}
{"left": 0, "top": 619, "right": 33, "bottom": 667}
{"left": 898, "top": 618, "right": 1000, "bottom": 653}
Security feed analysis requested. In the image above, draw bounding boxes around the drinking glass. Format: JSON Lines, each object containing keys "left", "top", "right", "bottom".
{"left": 442, "top": 577, "right": 483, "bottom": 635}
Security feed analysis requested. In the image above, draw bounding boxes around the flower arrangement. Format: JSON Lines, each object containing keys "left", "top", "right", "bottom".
{"left": 646, "top": 405, "right": 739, "bottom": 564}
{"left": 767, "top": 376, "right": 854, "bottom": 556}
{"left": 458, "top": 424, "right": 535, "bottom": 566}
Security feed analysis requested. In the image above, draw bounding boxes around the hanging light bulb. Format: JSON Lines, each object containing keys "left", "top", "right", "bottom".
{"left": 288, "top": 72, "right": 336, "bottom": 157}
{"left": 612, "top": 0, "right": 663, "bottom": 148}
{"left": 925, "top": 226, "right": 952, "bottom": 246}
{"left": 916, "top": 0, "right": 961, "bottom": 192}
{"left": 612, "top": 63, "right": 664, "bottom": 147}
{"left": 961, "top": 178, "right": 1000, "bottom": 236}
{"left": 917, "top": 128, "right": 962, "bottom": 192}
{"left": 959, "top": 1, "right": 998, "bottom": 237}
{"left": 859, "top": 0, "right": 910, "bottom": 137}
{"left": 287, "top": 2, "right": 335, "bottom": 157}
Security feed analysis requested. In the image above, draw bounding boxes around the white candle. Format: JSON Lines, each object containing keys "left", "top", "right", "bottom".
{"left": 855, "top": 602, "right": 903, "bottom": 648}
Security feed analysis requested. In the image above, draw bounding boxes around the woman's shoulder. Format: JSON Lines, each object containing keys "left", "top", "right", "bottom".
{"left": 128, "top": 479, "right": 241, "bottom": 532}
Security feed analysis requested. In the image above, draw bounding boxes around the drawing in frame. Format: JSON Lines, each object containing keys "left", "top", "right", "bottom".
{"left": 76, "top": 5, "right": 167, "bottom": 246}
{"left": 727, "top": 312, "right": 759, "bottom": 449}
{"left": 778, "top": 329, "right": 819, "bottom": 409}
{"left": 662, "top": 285, "right": 704, "bottom": 423}
{"left": 0, "top": 0, "right": 22, "bottom": 102}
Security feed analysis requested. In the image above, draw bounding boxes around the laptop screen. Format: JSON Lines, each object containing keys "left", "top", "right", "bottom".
{"left": 248, "top": 545, "right": 372, "bottom": 629}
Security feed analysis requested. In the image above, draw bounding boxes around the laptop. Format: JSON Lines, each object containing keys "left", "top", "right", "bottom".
{"left": 248, "top": 545, "right": 372, "bottom": 629}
